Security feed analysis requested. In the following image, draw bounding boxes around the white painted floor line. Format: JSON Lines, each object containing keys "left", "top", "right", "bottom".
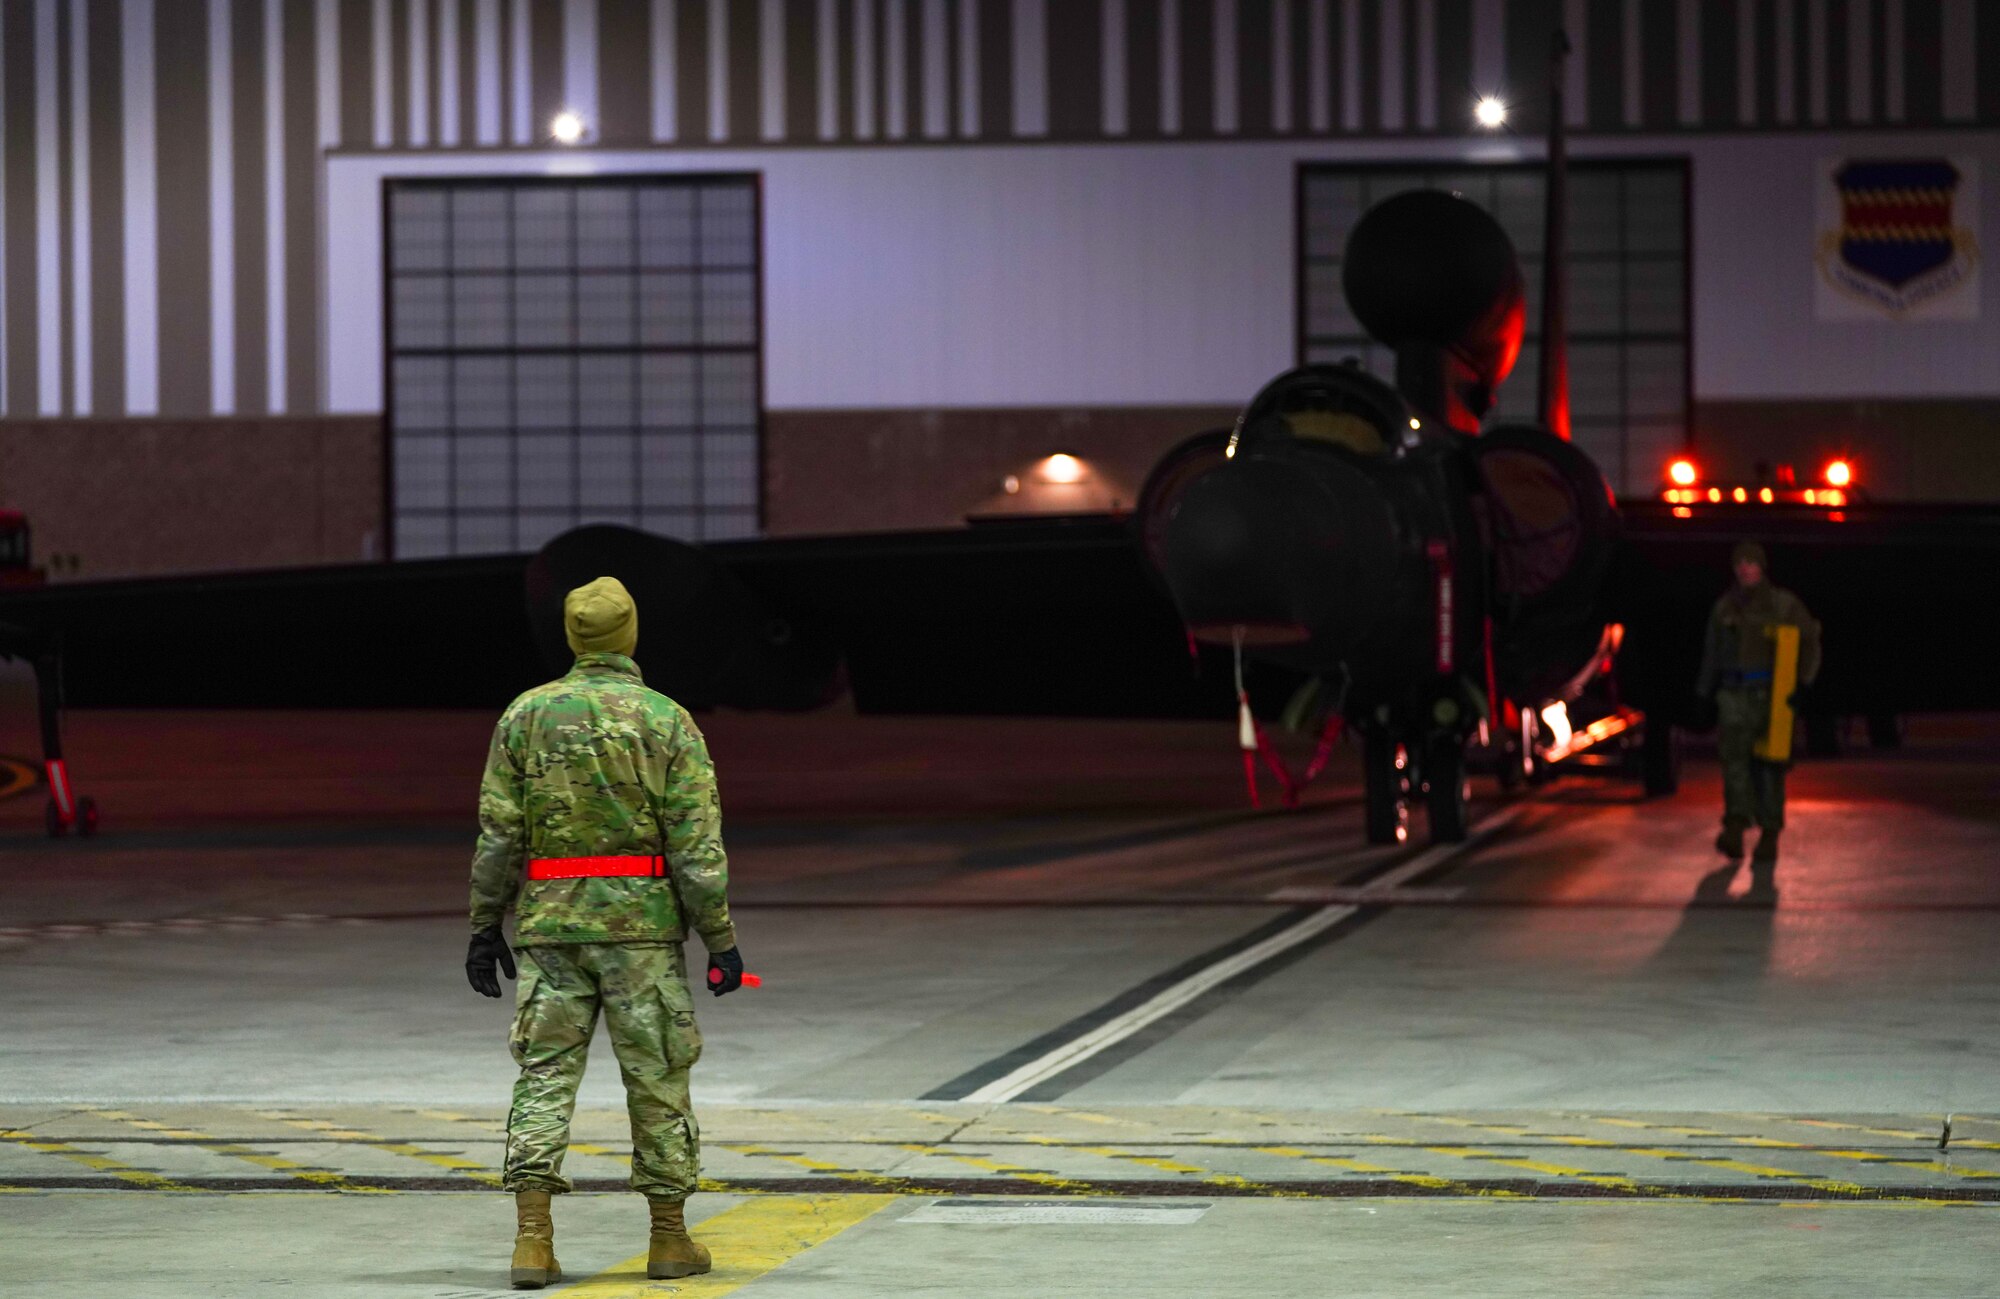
{"left": 1326, "top": 800, "right": 1531, "bottom": 899}
{"left": 963, "top": 802, "right": 1531, "bottom": 1105}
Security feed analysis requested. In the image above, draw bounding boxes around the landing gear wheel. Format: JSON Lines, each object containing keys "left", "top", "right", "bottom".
{"left": 45, "top": 798, "right": 68, "bottom": 838}
{"left": 1362, "top": 731, "right": 1409, "bottom": 845}
{"left": 1640, "top": 720, "right": 1680, "bottom": 797}
{"left": 1423, "top": 738, "right": 1468, "bottom": 844}
{"left": 1495, "top": 720, "right": 1523, "bottom": 794}
{"left": 77, "top": 796, "right": 100, "bottom": 837}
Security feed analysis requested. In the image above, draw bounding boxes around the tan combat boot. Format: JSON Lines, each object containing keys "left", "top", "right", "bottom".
{"left": 511, "top": 1190, "right": 562, "bottom": 1289}
{"left": 647, "top": 1196, "right": 713, "bottom": 1279}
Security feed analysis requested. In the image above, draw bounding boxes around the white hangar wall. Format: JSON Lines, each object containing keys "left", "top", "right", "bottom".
{"left": 325, "top": 129, "right": 2000, "bottom": 415}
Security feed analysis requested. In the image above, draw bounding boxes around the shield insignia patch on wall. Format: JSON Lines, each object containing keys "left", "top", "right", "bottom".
{"left": 1817, "top": 158, "right": 1980, "bottom": 318}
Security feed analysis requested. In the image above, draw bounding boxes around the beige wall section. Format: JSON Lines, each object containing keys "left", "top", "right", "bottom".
{"left": 764, "top": 406, "right": 1240, "bottom": 536}
{"left": 1692, "top": 400, "right": 2000, "bottom": 503}
{"left": 0, "top": 417, "right": 383, "bottom": 581}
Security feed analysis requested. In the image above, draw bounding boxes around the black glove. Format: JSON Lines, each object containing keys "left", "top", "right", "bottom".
{"left": 707, "top": 947, "right": 744, "bottom": 997}
{"left": 466, "top": 927, "right": 517, "bottom": 998}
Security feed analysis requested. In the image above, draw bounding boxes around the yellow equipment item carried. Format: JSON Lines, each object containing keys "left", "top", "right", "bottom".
{"left": 1755, "top": 624, "right": 1801, "bottom": 763}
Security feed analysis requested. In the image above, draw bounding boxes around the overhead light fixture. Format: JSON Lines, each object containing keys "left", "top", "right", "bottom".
{"left": 550, "top": 109, "right": 587, "bottom": 144}
{"left": 1474, "top": 96, "right": 1507, "bottom": 129}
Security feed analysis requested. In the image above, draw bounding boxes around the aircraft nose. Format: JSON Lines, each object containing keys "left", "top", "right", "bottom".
{"left": 1159, "top": 459, "right": 1324, "bottom": 647}
{"left": 1156, "top": 448, "right": 1410, "bottom": 660}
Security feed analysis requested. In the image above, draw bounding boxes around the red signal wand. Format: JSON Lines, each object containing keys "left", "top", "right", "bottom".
{"left": 709, "top": 969, "right": 763, "bottom": 989}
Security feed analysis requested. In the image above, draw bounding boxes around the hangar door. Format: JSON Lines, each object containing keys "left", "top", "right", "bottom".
{"left": 1300, "top": 160, "right": 1687, "bottom": 499}
{"left": 385, "top": 175, "right": 762, "bottom": 558}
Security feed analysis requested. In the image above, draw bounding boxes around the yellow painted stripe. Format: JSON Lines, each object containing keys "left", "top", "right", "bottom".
{"left": 897, "top": 1144, "right": 1105, "bottom": 1194}
{"left": 0, "top": 1131, "right": 204, "bottom": 1193}
{"left": 1020, "top": 1104, "right": 1154, "bottom": 1131}
{"left": 1010, "top": 1136, "right": 1315, "bottom": 1198}
{"left": 1780, "top": 1115, "right": 2000, "bottom": 1154}
{"left": 394, "top": 1106, "right": 629, "bottom": 1163}
{"left": 82, "top": 1109, "right": 392, "bottom": 1194}
{"left": 1247, "top": 1145, "right": 1525, "bottom": 1198}
{"left": 1065, "top": 1143, "right": 1290, "bottom": 1195}
{"left": 558, "top": 1194, "right": 895, "bottom": 1298}
{"left": 252, "top": 1112, "right": 503, "bottom": 1186}
{"left": 1362, "top": 1136, "right": 1644, "bottom": 1190}
{"left": 401, "top": 1107, "right": 503, "bottom": 1129}
{"left": 1574, "top": 1114, "right": 1998, "bottom": 1181}
{"left": 718, "top": 1143, "right": 914, "bottom": 1192}
{"left": 1396, "top": 1114, "right": 1872, "bottom": 1196}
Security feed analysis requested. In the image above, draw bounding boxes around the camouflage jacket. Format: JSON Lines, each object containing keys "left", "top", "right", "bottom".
{"left": 1696, "top": 582, "right": 1822, "bottom": 696}
{"left": 469, "top": 653, "right": 737, "bottom": 951}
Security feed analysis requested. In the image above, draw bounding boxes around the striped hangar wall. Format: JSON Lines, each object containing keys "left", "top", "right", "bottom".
{"left": 0, "top": 0, "right": 1993, "bottom": 422}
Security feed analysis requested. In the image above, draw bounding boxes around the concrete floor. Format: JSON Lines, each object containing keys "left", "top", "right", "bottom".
{"left": 7, "top": 1192, "right": 1996, "bottom": 1299}
{"left": 3, "top": 709, "right": 1998, "bottom": 1295}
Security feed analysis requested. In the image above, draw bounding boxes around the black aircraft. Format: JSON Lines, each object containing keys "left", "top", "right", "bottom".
{"left": 1136, "top": 188, "right": 1620, "bottom": 843}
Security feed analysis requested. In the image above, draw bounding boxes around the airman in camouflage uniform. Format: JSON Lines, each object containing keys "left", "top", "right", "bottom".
{"left": 1695, "top": 541, "right": 1821, "bottom": 882}
{"left": 465, "top": 576, "right": 743, "bottom": 1289}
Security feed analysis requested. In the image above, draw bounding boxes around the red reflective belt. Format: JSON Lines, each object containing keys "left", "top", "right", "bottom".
{"left": 527, "top": 855, "right": 665, "bottom": 880}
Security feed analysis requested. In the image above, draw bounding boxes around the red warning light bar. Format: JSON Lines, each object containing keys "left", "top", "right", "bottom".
{"left": 1660, "top": 486, "right": 1847, "bottom": 508}
{"left": 1658, "top": 457, "right": 1855, "bottom": 512}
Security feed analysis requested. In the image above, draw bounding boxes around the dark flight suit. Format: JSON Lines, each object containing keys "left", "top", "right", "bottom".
{"left": 1695, "top": 581, "right": 1822, "bottom": 843}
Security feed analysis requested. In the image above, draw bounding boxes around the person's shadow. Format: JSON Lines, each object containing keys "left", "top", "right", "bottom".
{"left": 1644, "top": 860, "right": 1779, "bottom": 981}
{"left": 1691, "top": 858, "right": 1780, "bottom": 906}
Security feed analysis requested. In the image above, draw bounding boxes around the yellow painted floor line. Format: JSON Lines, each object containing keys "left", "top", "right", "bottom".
{"left": 82, "top": 1109, "right": 391, "bottom": 1194}
{"left": 1575, "top": 1114, "right": 1997, "bottom": 1181}
{"left": 557, "top": 1194, "right": 895, "bottom": 1298}
{"left": 1782, "top": 1115, "right": 2000, "bottom": 1154}
{"left": 401, "top": 1107, "right": 505, "bottom": 1130}
{"left": 0, "top": 1131, "right": 204, "bottom": 1193}
{"left": 251, "top": 1111, "right": 504, "bottom": 1187}
{"left": 718, "top": 1144, "right": 916, "bottom": 1192}
{"left": 395, "top": 1106, "right": 629, "bottom": 1163}
{"left": 1246, "top": 1145, "right": 1526, "bottom": 1198}
{"left": 1060, "top": 1142, "right": 1308, "bottom": 1197}
{"left": 1019, "top": 1104, "right": 1155, "bottom": 1131}
{"left": 898, "top": 1145, "right": 1103, "bottom": 1194}
{"left": 1381, "top": 1116, "right": 1707, "bottom": 1193}
{"left": 1397, "top": 1114, "right": 1872, "bottom": 1196}
{"left": 1360, "top": 1136, "right": 1644, "bottom": 1190}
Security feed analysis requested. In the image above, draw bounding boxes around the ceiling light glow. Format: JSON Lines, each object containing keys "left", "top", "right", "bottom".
{"left": 1042, "top": 453, "right": 1084, "bottom": 484}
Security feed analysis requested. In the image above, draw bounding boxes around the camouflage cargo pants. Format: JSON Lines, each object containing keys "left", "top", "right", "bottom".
{"left": 503, "top": 942, "right": 703, "bottom": 1198}
{"left": 1715, "top": 686, "right": 1786, "bottom": 832}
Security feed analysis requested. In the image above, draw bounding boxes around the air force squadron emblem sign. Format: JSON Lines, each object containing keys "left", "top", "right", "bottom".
{"left": 1817, "top": 158, "right": 1980, "bottom": 320}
